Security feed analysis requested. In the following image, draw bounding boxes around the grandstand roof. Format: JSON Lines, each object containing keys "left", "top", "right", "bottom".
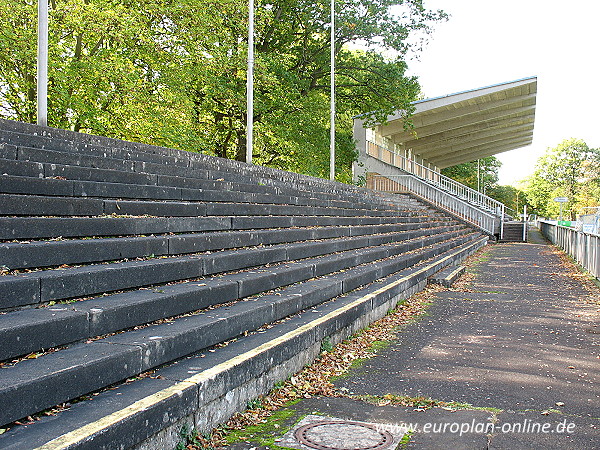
{"left": 376, "top": 76, "right": 537, "bottom": 168}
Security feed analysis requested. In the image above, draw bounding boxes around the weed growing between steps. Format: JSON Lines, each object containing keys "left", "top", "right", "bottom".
{"left": 222, "top": 407, "right": 303, "bottom": 449}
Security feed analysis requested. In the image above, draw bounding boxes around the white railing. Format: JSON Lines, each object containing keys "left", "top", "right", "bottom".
{"left": 578, "top": 207, "right": 600, "bottom": 234}
{"left": 371, "top": 174, "right": 501, "bottom": 237}
{"left": 538, "top": 220, "right": 600, "bottom": 280}
{"left": 366, "top": 141, "right": 505, "bottom": 214}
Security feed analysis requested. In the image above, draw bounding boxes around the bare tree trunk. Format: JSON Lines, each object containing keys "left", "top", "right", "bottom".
{"left": 235, "top": 128, "right": 246, "bottom": 162}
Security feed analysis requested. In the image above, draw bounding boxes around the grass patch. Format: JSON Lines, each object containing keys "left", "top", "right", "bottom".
{"left": 354, "top": 393, "right": 502, "bottom": 413}
{"left": 368, "top": 339, "right": 391, "bottom": 352}
{"left": 223, "top": 407, "right": 304, "bottom": 448}
{"left": 398, "top": 429, "right": 414, "bottom": 449}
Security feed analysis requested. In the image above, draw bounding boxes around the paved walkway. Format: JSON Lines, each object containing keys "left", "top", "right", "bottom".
{"left": 225, "top": 229, "right": 600, "bottom": 449}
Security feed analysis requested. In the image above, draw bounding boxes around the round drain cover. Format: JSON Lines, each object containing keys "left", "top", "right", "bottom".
{"left": 294, "top": 420, "right": 393, "bottom": 450}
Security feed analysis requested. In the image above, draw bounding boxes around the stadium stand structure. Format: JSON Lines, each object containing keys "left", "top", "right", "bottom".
{"left": 0, "top": 118, "right": 488, "bottom": 448}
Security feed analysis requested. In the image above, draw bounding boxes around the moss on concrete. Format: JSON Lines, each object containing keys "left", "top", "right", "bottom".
{"left": 224, "top": 401, "right": 305, "bottom": 448}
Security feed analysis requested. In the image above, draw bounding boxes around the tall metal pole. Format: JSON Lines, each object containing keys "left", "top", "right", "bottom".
{"left": 246, "top": 0, "right": 254, "bottom": 164}
{"left": 329, "top": 0, "right": 335, "bottom": 181}
{"left": 37, "top": 0, "right": 48, "bottom": 127}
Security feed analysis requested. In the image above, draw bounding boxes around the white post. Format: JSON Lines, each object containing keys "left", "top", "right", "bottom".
{"left": 37, "top": 0, "right": 48, "bottom": 127}
{"left": 559, "top": 202, "right": 563, "bottom": 223}
{"left": 500, "top": 204, "right": 505, "bottom": 240}
{"left": 246, "top": 0, "right": 254, "bottom": 164}
{"left": 523, "top": 204, "right": 528, "bottom": 242}
{"left": 329, "top": 0, "right": 335, "bottom": 181}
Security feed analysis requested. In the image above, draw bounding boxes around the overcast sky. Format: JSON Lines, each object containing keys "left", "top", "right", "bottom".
{"left": 403, "top": 0, "right": 600, "bottom": 186}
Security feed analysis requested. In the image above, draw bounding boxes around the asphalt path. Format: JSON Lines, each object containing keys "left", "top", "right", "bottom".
{"left": 226, "top": 229, "right": 600, "bottom": 449}
{"left": 332, "top": 228, "right": 600, "bottom": 448}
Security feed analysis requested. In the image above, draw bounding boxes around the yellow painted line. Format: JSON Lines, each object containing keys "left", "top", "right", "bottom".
{"left": 36, "top": 237, "right": 486, "bottom": 449}
{"left": 444, "top": 265, "right": 465, "bottom": 281}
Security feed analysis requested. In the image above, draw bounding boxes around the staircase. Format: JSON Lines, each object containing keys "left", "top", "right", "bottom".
{"left": 500, "top": 221, "right": 528, "bottom": 242}
{"left": 364, "top": 142, "right": 507, "bottom": 238}
{"left": 0, "top": 118, "right": 488, "bottom": 449}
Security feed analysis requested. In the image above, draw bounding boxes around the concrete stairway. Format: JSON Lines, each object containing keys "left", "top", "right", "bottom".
{"left": 0, "top": 118, "right": 488, "bottom": 448}
{"left": 501, "top": 221, "right": 527, "bottom": 242}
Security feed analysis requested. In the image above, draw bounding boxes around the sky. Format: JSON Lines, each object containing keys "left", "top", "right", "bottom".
{"left": 402, "top": 0, "right": 600, "bottom": 186}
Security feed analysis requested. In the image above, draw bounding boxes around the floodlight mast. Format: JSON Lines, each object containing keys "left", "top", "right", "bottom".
{"left": 329, "top": 0, "right": 335, "bottom": 181}
{"left": 37, "top": 0, "right": 48, "bottom": 127}
{"left": 246, "top": 0, "right": 254, "bottom": 164}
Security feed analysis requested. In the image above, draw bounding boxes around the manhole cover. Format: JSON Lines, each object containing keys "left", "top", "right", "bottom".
{"left": 294, "top": 420, "right": 393, "bottom": 450}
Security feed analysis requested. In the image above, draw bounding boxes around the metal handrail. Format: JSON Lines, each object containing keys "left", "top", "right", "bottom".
{"left": 366, "top": 141, "right": 504, "bottom": 214}
{"left": 371, "top": 174, "right": 502, "bottom": 236}
{"left": 538, "top": 220, "right": 600, "bottom": 279}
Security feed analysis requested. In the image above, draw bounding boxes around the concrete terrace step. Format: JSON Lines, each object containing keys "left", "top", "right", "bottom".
{"left": 0, "top": 147, "right": 397, "bottom": 209}
{"left": 0, "top": 125, "right": 426, "bottom": 211}
{"left": 0, "top": 220, "right": 458, "bottom": 270}
{"left": 0, "top": 174, "right": 434, "bottom": 218}
{"left": 429, "top": 264, "right": 466, "bottom": 287}
{"left": 0, "top": 125, "right": 434, "bottom": 219}
{"left": 0, "top": 162, "right": 425, "bottom": 217}
{"left": 0, "top": 225, "right": 468, "bottom": 311}
{"left": 0, "top": 214, "right": 440, "bottom": 240}
{"left": 0, "top": 227, "right": 471, "bottom": 360}
{"left": 0, "top": 128, "right": 301, "bottom": 187}
{"left": 0, "top": 193, "right": 421, "bottom": 218}
{"left": 0, "top": 174, "right": 361, "bottom": 210}
{"left": 0, "top": 179, "right": 401, "bottom": 216}
{"left": 0, "top": 232, "right": 485, "bottom": 429}
{"left": 0, "top": 122, "right": 383, "bottom": 198}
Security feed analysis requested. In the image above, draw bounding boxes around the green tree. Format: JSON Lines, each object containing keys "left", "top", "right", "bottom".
{"left": 0, "top": 0, "right": 446, "bottom": 182}
{"left": 0, "top": 0, "right": 38, "bottom": 122}
{"left": 441, "top": 156, "right": 501, "bottom": 193}
{"left": 177, "top": 0, "right": 446, "bottom": 179}
{"left": 0, "top": 0, "right": 194, "bottom": 146}
{"left": 523, "top": 138, "right": 600, "bottom": 218}
{"left": 486, "top": 184, "right": 529, "bottom": 217}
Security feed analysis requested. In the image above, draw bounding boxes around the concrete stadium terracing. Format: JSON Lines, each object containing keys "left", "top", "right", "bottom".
{"left": 0, "top": 118, "right": 487, "bottom": 448}
{"left": 0, "top": 78, "right": 551, "bottom": 448}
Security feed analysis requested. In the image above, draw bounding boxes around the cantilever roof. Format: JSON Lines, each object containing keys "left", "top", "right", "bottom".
{"left": 376, "top": 76, "right": 537, "bottom": 169}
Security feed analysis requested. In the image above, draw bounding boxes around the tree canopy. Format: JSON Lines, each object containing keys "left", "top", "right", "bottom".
{"left": 0, "top": 0, "right": 447, "bottom": 182}
{"left": 523, "top": 138, "right": 600, "bottom": 219}
{"left": 440, "top": 157, "right": 533, "bottom": 218}
{"left": 440, "top": 156, "right": 501, "bottom": 193}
